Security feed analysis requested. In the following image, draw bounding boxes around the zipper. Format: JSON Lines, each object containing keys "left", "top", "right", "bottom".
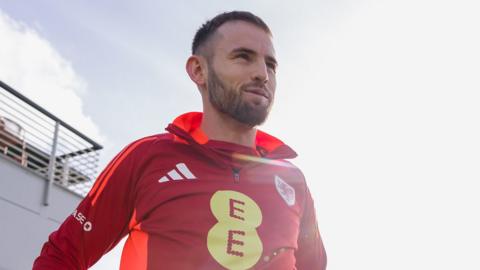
{"left": 232, "top": 168, "right": 240, "bottom": 183}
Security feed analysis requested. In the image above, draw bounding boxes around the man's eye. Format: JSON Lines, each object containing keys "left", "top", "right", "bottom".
{"left": 267, "top": 63, "right": 277, "bottom": 72}
{"left": 237, "top": 53, "right": 250, "bottom": 60}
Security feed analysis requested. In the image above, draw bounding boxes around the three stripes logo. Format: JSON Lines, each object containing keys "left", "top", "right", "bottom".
{"left": 158, "top": 163, "right": 197, "bottom": 183}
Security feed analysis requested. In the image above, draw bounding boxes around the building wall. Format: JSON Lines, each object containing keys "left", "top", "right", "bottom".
{"left": 0, "top": 155, "right": 82, "bottom": 270}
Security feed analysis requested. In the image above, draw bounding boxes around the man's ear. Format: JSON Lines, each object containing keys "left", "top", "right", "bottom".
{"left": 186, "top": 55, "right": 207, "bottom": 87}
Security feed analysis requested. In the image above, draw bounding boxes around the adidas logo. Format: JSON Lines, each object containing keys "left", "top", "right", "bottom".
{"left": 158, "top": 163, "right": 197, "bottom": 183}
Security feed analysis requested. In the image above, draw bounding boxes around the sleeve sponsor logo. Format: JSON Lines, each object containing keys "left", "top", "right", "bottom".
{"left": 72, "top": 209, "right": 93, "bottom": 232}
{"left": 207, "top": 190, "right": 263, "bottom": 270}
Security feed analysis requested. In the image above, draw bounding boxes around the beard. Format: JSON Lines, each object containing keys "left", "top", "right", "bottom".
{"left": 206, "top": 64, "right": 273, "bottom": 127}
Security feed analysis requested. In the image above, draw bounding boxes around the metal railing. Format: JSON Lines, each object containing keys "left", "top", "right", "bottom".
{"left": 0, "top": 80, "right": 103, "bottom": 203}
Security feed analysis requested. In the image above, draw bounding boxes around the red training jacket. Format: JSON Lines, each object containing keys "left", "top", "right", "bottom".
{"left": 33, "top": 112, "right": 327, "bottom": 270}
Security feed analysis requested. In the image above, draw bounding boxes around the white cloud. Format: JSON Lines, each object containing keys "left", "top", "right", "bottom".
{"left": 0, "top": 11, "right": 105, "bottom": 145}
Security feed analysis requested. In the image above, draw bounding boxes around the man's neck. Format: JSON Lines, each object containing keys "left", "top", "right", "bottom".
{"left": 200, "top": 107, "right": 257, "bottom": 148}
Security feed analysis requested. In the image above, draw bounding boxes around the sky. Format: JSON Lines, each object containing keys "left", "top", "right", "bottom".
{"left": 1, "top": 0, "right": 480, "bottom": 269}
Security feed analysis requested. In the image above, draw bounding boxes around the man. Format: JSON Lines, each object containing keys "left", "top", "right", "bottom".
{"left": 33, "top": 11, "right": 327, "bottom": 270}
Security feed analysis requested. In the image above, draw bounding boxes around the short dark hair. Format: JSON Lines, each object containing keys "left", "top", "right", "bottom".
{"left": 192, "top": 11, "right": 271, "bottom": 55}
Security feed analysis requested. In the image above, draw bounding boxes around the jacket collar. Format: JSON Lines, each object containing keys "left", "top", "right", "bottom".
{"left": 166, "top": 112, "right": 297, "bottom": 160}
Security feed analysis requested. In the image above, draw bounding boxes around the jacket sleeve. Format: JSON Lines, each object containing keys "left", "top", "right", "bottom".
{"left": 295, "top": 187, "right": 327, "bottom": 270}
{"left": 32, "top": 138, "right": 153, "bottom": 270}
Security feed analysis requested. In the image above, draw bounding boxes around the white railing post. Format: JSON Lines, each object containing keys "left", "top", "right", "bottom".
{"left": 43, "top": 122, "right": 59, "bottom": 206}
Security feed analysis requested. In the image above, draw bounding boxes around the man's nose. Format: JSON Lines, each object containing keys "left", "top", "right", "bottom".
{"left": 251, "top": 60, "right": 269, "bottom": 84}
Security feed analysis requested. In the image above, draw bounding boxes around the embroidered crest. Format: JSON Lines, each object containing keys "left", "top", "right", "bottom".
{"left": 274, "top": 175, "right": 295, "bottom": 206}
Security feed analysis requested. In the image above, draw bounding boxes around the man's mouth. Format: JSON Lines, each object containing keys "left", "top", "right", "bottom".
{"left": 244, "top": 88, "right": 269, "bottom": 99}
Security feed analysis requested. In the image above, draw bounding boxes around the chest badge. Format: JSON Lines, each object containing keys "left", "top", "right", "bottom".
{"left": 274, "top": 175, "right": 295, "bottom": 206}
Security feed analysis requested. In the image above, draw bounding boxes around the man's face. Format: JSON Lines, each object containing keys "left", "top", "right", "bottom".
{"left": 205, "top": 21, "right": 277, "bottom": 127}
